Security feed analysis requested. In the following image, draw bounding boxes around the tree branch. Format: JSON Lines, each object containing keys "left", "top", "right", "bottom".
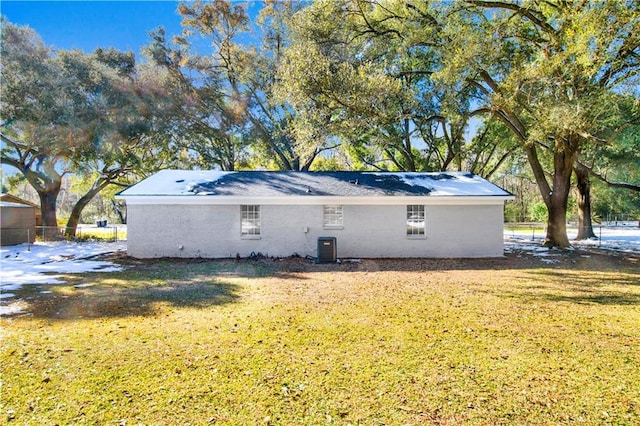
{"left": 580, "top": 161, "right": 640, "bottom": 192}
{"left": 464, "top": 0, "right": 556, "bottom": 34}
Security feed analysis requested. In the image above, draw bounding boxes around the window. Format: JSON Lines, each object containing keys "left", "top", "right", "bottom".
{"left": 241, "top": 205, "right": 260, "bottom": 237}
{"left": 406, "top": 205, "right": 425, "bottom": 237}
{"left": 323, "top": 205, "right": 344, "bottom": 229}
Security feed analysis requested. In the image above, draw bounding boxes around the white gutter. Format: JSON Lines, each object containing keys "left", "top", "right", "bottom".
{"left": 116, "top": 194, "right": 515, "bottom": 206}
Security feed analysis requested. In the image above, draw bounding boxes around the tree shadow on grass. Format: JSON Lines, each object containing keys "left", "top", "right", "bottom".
{"left": 487, "top": 269, "right": 640, "bottom": 306}
{"left": 6, "top": 251, "right": 639, "bottom": 319}
{"left": 2, "top": 256, "right": 312, "bottom": 320}
{"left": 13, "top": 273, "right": 244, "bottom": 321}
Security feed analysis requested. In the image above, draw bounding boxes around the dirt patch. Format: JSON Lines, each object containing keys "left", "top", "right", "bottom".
{"left": 102, "top": 246, "right": 639, "bottom": 274}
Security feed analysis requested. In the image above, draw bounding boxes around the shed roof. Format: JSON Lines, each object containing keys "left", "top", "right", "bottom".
{"left": 118, "top": 170, "right": 512, "bottom": 198}
{"left": 0, "top": 201, "right": 37, "bottom": 208}
{"left": 0, "top": 194, "right": 39, "bottom": 208}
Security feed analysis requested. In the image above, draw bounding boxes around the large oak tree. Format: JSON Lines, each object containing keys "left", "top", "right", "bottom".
{"left": 150, "top": 0, "right": 333, "bottom": 171}
{"left": 423, "top": 0, "right": 638, "bottom": 246}
{"left": 282, "top": 0, "right": 638, "bottom": 246}
{"left": 1, "top": 20, "right": 172, "bottom": 236}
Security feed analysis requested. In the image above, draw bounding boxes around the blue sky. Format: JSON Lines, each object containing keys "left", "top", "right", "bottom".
{"left": 1, "top": 1, "right": 184, "bottom": 53}
{"left": 1, "top": 1, "right": 187, "bottom": 178}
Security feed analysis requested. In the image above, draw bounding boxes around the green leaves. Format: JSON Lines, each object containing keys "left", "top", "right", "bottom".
{"left": 2, "top": 1, "right": 638, "bottom": 233}
{"left": 1, "top": 19, "right": 177, "bottom": 229}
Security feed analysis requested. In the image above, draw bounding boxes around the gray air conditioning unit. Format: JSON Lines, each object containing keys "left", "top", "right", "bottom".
{"left": 317, "top": 237, "right": 337, "bottom": 263}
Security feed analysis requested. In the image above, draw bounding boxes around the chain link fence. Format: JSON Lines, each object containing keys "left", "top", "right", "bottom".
{"left": 35, "top": 225, "right": 126, "bottom": 242}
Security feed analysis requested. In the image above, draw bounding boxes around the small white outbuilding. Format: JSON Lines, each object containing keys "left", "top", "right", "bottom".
{"left": 117, "top": 170, "right": 514, "bottom": 259}
{"left": 1, "top": 201, "right": 37, "bottom": 246}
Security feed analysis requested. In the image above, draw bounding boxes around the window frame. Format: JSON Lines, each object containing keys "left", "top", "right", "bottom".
{"left": 323, "top": 205, "right": 344, "bottom": 229}
{"left": 406, "top": 204, "right": 426, "bottom": 239}
{"left": 241, "top": 205, "right": 261, "bottom": 239}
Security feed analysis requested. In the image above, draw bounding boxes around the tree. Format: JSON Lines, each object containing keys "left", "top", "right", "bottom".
{"left": 580, "top": 115, "right": 640, "bottom": 226}
{"left": 1, "top": 21, "right": 99, "bottom": 233}
{"left": 279, "top": 0, "right": 479, "bottom": 173}
{"left": 282, "top": 1, "right": 639, "bottom": 245}
{"left": 278, "top": 38, "right": 411, "bottom": 170}
{"left": 1, "top": 20, "right": 172, "bottom": 236}
{"left": 63, "top": 48, "right": 183, "bottom": 236}
{"left": 465, "top": 118, "right": 521, "bottom": 180}
{"left": 246, "top": 0, "right": 333, "bottom": 171}
{"left": 146, "top": 19, "right": 251, "bottom": 171}
{"left": 151, "top": 0, "right": 328, "bottom": 171}
{"left": 573, "top": 95, "right": 640, "bottom": 237}
{"left": 399, "top": 0, "right": 640, "bottom": 247}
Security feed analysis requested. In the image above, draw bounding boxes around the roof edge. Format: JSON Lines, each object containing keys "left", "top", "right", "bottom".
{"left": 117, "top": 194, "right": 515, "bottom": 205}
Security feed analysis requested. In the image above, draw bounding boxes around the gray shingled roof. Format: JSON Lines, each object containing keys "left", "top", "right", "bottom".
{"left": 118, "top": 170, "right": 512, "bottom": 198}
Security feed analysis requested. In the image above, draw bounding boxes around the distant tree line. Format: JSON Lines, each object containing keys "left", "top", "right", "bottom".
{"left": 1, "top": 0, "right": 638, "bottom": 246}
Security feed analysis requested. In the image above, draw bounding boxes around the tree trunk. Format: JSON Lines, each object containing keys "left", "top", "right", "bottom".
{"left": 402, "top": 118, "right": 417, "bottom": 172}
{"left": 574, "top": 163, "right": 597, "bottom": 240}
{"left": 65, "top": 196, "right": 91, "bottom": 238}
{"left": 65, "top": 181, "right": 109, "bottom": 238}
{"left": 545, "top": 189, "right": 570, "bottom": 247}
{"left": 38, "top": 189, "right": 60, "bottom": 240}
{"left": 542, "top": 141, "right": 576, "bottom": 248}
{"left": 112, "top": 200, "right": 127, "bottom": 224}
{"left": 17, "top": 159, "right": 63, "bottom": 240}
{"left": 521, "top": 143, "right": 571, "bottom": 248}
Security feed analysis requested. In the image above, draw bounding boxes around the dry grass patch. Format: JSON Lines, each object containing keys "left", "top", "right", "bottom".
{"left": 1, "top": 252, "right": 639, "bottom": 425}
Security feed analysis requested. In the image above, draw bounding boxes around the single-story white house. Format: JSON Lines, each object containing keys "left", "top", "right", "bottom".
{"left": 117, "top": 170, "right": 514, "bottom": 259}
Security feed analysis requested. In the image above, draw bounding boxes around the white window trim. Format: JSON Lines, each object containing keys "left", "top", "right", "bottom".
{"left": 323, "top": 205, "right": 344, "bottom": 229}
{"left": 241, "top": 205, "right": 261, "bottom": 239}
{"left": 406, "top": 204, "right": 426, "bottom": 239}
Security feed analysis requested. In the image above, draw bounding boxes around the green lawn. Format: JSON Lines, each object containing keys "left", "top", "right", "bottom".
{"left": 1, "top": 253, "right": 639, "bottom": 425}
{"left": 74, "top": 226, "right": 126, "bottom": 241}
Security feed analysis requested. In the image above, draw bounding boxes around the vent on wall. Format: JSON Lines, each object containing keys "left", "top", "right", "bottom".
{"left": 317, "top": 237, "right": 337, "bottom": 263}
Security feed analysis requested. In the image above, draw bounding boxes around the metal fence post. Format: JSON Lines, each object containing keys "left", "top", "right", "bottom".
{"left": 599, "top": 225, "right": 602, "bottom": 247}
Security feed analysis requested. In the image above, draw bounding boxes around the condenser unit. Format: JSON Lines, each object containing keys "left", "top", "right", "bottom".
{"left": 317, "top": 237, "right": 337, "bottom": 263}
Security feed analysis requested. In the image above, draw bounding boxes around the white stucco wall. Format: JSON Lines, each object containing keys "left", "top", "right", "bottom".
{"left": 126, "top": 202, "right": 505, "bottom": 258}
